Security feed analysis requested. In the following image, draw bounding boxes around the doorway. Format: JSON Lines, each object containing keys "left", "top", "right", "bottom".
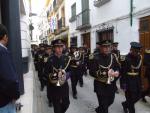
{"left": 139, "top": 16, "right": 150, "bottom": 91}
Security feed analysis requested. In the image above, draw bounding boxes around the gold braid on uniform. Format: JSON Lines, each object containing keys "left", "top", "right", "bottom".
{"left": 96, "top": 54, "right": 114, "bottom": 83}
{"left": 53, "top": 56, "right": 71, "bottom": 71}
{"left": 112, "top": 53, "right": 121, "bottom": 68}
{"left": 131, "top": 55, "right": 142, "bottom": 70}
{"left": 145, "top": 49, "right": 150, "bottom": 54}
{"left": 49, "top": 56, "right": 71, "bottom": 86}
{"left": 99, "top": 54, "right": 113, "bottom": 69}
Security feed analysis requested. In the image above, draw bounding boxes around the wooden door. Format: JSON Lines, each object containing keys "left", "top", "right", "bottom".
{"left": 98, "top": 29, "right": 114, "bottom": 42}
{"left": 139, "top": 16, "right": 150, "bottom": 91}
{"left": 82, "top": 33, "right": 91, "bottom": 49}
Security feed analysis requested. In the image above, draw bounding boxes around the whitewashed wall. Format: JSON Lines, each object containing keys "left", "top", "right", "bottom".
{"left": 68, "top": 0, "right": 150, "bottom": 54}
{"left": 90, "top": 0, "right": 150, "bottom": 54}
{"left": 20, "top": 0, "right": 31, "bottom": 58}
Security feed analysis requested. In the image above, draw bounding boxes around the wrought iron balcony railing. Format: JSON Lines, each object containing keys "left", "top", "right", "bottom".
{"left": 58, "top": 17, "right": 65, "bottom": 29}
{"left": 94, "top": 0, "right": 111, "bottom": 7}
{"left": 76, "top": 9, "right": 91, "bottom": 30}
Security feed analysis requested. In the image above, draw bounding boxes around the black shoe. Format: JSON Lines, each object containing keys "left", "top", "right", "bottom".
{"left": 115, "top": 90, "right": 119, "bottom": 94}
{"left": 48, "top": 102, "right": 53, "bottom": 107}
{"left": 40, "top": 86, "right": 44, "bottom": 91}
{"left": 80, "top": 83, "right": 83, "bottom": 87}
{"left": 95, "top": 107, "right": 101, "bottom": 113}
{"left": 73, "top": 94, "right": 77, "bottom": 99}
{"left": 122, "top": 102, "right": 128, "bottom": 113}
{"left": 84, "top": 73, "right": 87, "bottom": 76}
{"left": 142, "top": 97, "right": 147, "bottom": 103}
{"left": 95, "top": 107, "right": 98, "bottom": 113}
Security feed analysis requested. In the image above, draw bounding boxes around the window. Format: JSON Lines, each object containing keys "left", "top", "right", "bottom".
{"left": 71, "top": 37, "right": 77, "bottom": 46}
{"left": 140, "top": 19, "right": 149, "bottom": 32}
{"left": 72, "top": 3, "right": 76, "bottom": 17}
{"left": 82, "top": 0, "right": 89, "bottom": 11}
{"left": 69, "top": 3, "right": 76, "bottom": 22}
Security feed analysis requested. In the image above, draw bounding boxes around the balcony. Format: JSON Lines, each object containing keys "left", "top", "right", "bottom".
{"left": 94, "top": 0, "right": 111, "bottom": 7}
{"left": 53, "top": 0, "right": 63, "bottom": 12}
{"left": 76, "top": 9, "right": 91, "bottom": 30}
{"left": 54, "top": 29, "right": 59, "bottom": 35}
{"left": 58, "top": 17, "right": 65, "bottom": 29}
{"left": 69, "top": 16, "right": 76, "bottom": 22}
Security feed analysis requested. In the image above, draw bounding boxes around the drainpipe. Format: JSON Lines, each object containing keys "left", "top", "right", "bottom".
{"left": 130, "top": 0, "right": 133, "bottom": 26}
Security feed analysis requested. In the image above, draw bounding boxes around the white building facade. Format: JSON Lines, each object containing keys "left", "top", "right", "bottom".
{"left": 69, "top": 0, "right": 150, "bottom": 54}
{"left": 38, "top": 9, "right": 50, "bottom": 44}
{"left": 20, "top": 0, "right": 31, "bottom": 73}
{"left": 45, "top": 0, "right": 70, "bottom": 46}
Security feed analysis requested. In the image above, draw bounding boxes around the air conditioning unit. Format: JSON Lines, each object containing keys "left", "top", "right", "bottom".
{"left": 94, "top": 0, "right": 111, "bottom": 7}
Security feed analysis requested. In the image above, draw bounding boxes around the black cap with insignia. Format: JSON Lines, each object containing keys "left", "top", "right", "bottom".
{"left": 113, "top": 42, "right": 119, "bottom": 45}
{"left": 46, "top": 45, "right": 52, "bottom": 49}
{"left": 52, "top": 39, "right": 64, "bottom": 46}
{"left": 130, "top": 42, "right": 142, "bottom": 49}
{"left": 96, "top": 40, "right": 112, "bottom": 46}
{"left": 39, "top": 43, "right": 45, "bottom": 48}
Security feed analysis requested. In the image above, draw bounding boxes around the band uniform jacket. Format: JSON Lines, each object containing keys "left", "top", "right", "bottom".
{"left": 121, "top": 53, "right": 142, "bottom": 94}
{"left": 44, "top": 54, "right": 71, "bottom": 98}
{"left": 89, "top": 52, "right": 120, "bottom": 94}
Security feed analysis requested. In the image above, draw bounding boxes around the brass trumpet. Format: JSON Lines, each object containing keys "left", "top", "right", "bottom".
{"left": 107, "top": 69, "right": 119, "bottom": 84}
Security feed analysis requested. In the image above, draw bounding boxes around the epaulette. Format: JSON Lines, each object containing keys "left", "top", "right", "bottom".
{"left": 112, "top": 53, "right": 121, "bottom": 66}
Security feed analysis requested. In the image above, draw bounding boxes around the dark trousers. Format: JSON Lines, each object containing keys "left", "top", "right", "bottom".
{"left": 52, "top": 96, "right": 70, "bottom": 113}
{"left": 96, "top": 92, "right": 115, "bottom": 113}
{"left": 142, "top": 71, "right": 150, "bottom": 97}
{"left": 38, "top": 70, "right": 45, "bottom": 89}
{"left": 78, "top": 68, "right": 84, "bottom": 86}
{"left": 79, "top": 74, "right": 83, "bottom": 86}
{"left": 47, "top": 86, "right": 52, "bottom": 103}
{"left": 70, "top": 69, "right": 79, "bottom": 96}
{"left": 123, "top": 91, "right": 141, "bottom": 113}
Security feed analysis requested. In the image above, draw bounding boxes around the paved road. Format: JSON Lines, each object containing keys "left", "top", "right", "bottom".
{"left": 33, "top": 73, "right": 150, "bottom": 113}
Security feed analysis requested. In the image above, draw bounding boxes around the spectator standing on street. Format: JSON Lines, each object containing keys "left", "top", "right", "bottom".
{"left": 0, "top": 24, "right": 20, "bottom": 113}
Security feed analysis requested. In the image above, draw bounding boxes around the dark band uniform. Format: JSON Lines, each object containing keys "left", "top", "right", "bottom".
{"left": 78, "top": 47, "right": 86, "bottom": 87}
{"left": 44, "top": 39, "right": 71, "bottom": 113}
{"left": 36, "top": 44, "right": 46, "bottom": 90}
{"left": 112, "top": 42, "right": 121, "bottom": 61}
{"left": 89, "top": 40, "right": 120, "bottom": 113}
{"left": 42, "top": 45, "right": 53, "bottom": 106}
{"left": 142, "top": 49, "right": 150, "bottom": 97}
{"left": 112, "top": 42, "right": 121, "bottom": 92}
{"left": 69, "top": 46, "right": 84, "bottom": 99}
{"left": 121, "top": 42, "right": 142, "bottom": 113}
{"left": 83, "top": 47, "right": 90, "bottom": 73}
{"left": 34, "top": 47, "right": 40, "bottom": 71}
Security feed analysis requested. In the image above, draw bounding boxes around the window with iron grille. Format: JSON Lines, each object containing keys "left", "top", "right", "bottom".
{"left": 70, "top": 3, "right": 76, "bottom": 22}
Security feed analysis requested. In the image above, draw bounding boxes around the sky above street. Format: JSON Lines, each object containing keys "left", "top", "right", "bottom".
{"left": 31, "top": 0, "right": 46, "bottom": 15}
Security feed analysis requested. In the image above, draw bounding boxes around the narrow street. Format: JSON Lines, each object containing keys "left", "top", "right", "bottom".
{"left": 32, "top": 68, "right": 150, "bottom": 113}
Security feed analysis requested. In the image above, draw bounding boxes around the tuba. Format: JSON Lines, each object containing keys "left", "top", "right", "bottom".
{"left": 49, "top": 68, "right": 67, "bottom": 86}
